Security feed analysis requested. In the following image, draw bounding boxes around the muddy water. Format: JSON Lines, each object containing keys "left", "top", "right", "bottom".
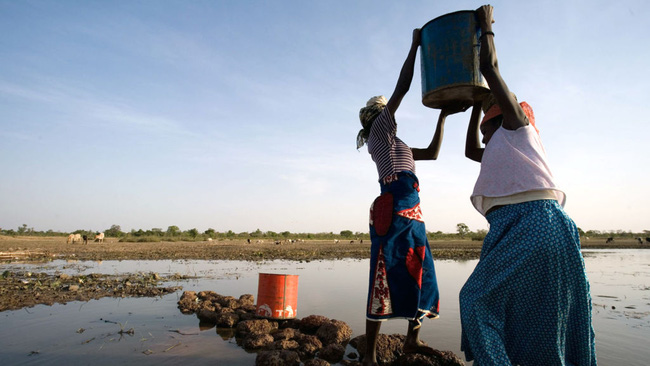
{"left": 0, "top": 250, "right": 647, "bottom": 365}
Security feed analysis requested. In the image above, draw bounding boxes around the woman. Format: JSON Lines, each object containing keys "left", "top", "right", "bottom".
{"left": 358, "top": 28, "right": 462, "bottom": 365}
{"left": 460, "top": 5, "right": 597, "bottom": 365}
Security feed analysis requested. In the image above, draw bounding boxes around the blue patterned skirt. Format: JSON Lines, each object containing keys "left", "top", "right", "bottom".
{"left": 459, "top": 200, "right": 597, "bottom": 365}
{"left": 366, "top": 171, "right": 439, "bottom": 325}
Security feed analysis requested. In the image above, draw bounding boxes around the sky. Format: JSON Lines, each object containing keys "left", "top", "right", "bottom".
{"left": 1, "top": 0, "right": 648, "bottom": 235}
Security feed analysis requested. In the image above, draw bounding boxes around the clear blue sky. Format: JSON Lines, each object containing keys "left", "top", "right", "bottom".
{"left": 1, "top": 0, "right": 648, "bottom": 235}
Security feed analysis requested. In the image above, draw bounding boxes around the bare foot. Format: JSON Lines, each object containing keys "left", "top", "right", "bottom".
{"left": 402, "top": 340, "right": 445, "bottom": 358}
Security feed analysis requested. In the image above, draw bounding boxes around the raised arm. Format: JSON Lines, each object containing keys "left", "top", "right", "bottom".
{"left": 476, "top": 5, "right": 527, "bottom": 130}
{"left": 465, "top": 101, "right": 484, "bottom": 162}
{"left": 411, "top": 110, "right": 446, "bottom": 161}
{"left": 385, "top": 29, "right": 421, "bottom": 117}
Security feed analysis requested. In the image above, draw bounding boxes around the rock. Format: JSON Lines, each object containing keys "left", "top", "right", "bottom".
{"left": 316, "top": 319, "right": 352, "bottom": 345}
{"left": 300, "top": 315, "right": 330, "bottom": 334}
{"left": 236, "top": 319, "right": 278, "bottom": 338}
{"left": 296, "top": 334, "right": 323, "bottom": 358}
{"left": 197, "top": 309, "right": 218, "bottom": 323}
{"left": 239, "top": 303, "right": 258, "bottom": 313}
{"left": 215, "top": 312, "right": 239, "bottom": 328}
{"left": 239, "top": 293, "right": 255, "bottom": 305}
{"left": 304, "top": 359, "right": 330, "bottom": 366}
{"left": 198, "top": 300, "right": 218, "bottom": 312}
{"left": 279, "top": 318, "right": 301, "bottom": 329}
{"left": 68, "top": 285, "right": 79, "bottom": 292}
{"left": 272, "top": 327, "right": 298, "bottom": 341}
{"left": 178, "top": 291, "right": 199, "bottom": 314}
{"left": 272, "top": 339, "right": 300, "bottom": 350}
{"left": 59, "top": 273, "right": 71, "bottom": 280}
{"left": 243, "top": 333, "right": 274, "bottom": 350}
{"left": 197, "top": 290, "right": 218, "bottom": 300}
{"left": 218, "top": 295, "right": 240, "bottom": 309}
{"left": 318, "top": 343, "right": 345, "bottom": 363}
{"left": 340, "top": 360, "right": 362, "bottom": 366}
{"left": 351, "top": 333, "right": 405, "bottom": 365}
{"left": 394, "top": 351, "right": 464, "bottom": 366}
{"left": 255, "top": 350, "right": 301, "bottom": 366}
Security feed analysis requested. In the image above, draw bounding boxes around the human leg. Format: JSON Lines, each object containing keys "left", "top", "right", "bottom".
{"left": 403, "top": 319, "right": 444, "bottom": 357}
{"left": 362, "top": 319, "right": 381, "bottom": 366}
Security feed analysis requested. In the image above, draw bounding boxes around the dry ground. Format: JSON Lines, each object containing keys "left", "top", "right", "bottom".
{"left": 0, "top": 235, "right": 645, "bottom": 262}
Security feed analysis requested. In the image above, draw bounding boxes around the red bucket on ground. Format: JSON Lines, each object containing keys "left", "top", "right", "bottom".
{"left": 256, "top": 273, "right": 299, "bottom": 319}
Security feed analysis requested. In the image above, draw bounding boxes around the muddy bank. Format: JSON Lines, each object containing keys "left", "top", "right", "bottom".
{"left": 0, "top": 270, "right": 189, "bottom": 312}
{"left": 1, "top": 236, "right": 644, "bottom": 263}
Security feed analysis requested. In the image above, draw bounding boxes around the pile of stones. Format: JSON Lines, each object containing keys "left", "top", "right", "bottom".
{"left": 177, "top": 290, "right": 463, "bottom": 366}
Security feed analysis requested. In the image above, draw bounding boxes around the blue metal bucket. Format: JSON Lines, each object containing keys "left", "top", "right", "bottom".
{"left": 420, "top": 10, "right": 489, "bottom": 110}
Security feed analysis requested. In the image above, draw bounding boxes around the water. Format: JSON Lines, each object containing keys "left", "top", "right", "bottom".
{"left": 0, "top": 250, "right": 648, "bottom": 365}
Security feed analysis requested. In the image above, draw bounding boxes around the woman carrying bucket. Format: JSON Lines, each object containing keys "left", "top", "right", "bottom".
{"left": 357, "top": 29, "right": 464, "bottom": 365}
{"left": 460, "top": 5, "right": 597, "bottom": 365}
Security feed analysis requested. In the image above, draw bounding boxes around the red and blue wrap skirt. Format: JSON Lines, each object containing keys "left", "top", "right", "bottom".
{"left": 367, "top": 171, "right": 440, "bottom": 325}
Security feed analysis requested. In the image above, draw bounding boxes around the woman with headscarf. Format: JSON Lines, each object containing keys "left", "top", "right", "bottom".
{"left": 460, "top": 5, "right": 597, "bottom": 365}
{"left": 358, "top": 28, "right": 464, "bottom": 366}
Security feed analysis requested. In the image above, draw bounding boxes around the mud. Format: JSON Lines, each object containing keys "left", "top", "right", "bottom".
{"left": 0, "top": 270, "right": 189, "bottom": 312}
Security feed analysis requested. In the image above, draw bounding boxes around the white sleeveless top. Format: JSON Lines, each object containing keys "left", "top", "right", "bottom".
{"left": 471, "top": 125, "right": 566, "bottom": 216}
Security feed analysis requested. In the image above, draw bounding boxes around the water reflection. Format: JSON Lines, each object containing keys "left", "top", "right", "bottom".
{"left": 0, "top": 250, "right": 647, "bottom": 365}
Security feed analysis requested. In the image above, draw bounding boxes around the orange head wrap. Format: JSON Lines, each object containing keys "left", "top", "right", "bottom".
{"left": 481, "top": 101, "right": 538, "bottom": 134}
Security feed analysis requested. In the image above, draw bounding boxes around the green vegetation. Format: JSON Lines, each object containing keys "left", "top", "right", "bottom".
{"left": 1, "top": 223, "right": 648, "bottom": 243}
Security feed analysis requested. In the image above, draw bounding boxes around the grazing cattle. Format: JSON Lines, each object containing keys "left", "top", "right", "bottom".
{"left": 94, "top": 232, "right": 105, "bottom": 243}
{"left": 605, "top": 237, "right": 614, "bottom": 244}
{"left": 636, "top": 237, "right": 643, "bottom": 244}
{"left": 67, "top": 234, "right": 82, "bottom": 244}
{"left": 646, "top": 237, "right": 650, "bottom": 243}
{"left": 82, "top": 235, "right": 88, "bottom": 245}
{"left": 334, "top": 240, "right": 339, "bottom": 244}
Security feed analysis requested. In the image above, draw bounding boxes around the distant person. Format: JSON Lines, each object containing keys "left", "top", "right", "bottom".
{"left": 357, "top": 28, "right": 464, "bottom": 365}
{"left": 460, "top": 5, "right": 597, "bottom": 365}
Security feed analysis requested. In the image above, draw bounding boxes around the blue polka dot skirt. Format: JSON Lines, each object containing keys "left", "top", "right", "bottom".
{"left": 459, "top": 200, "right": 597, "bottom": 365}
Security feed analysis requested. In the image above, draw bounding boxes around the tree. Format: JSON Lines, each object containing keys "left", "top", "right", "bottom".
{"left": 167, "top": 226, "right": 180, "bottom": 236}
{"left": 204, "top": 228, "right": 216, "bottom": 238}
{"left": 105, "top": 224, "right": 123, "bottom": 237}
{"left": 456, "top": 223, "right": 470, "bottom": 237}
{"left": 187, "top": 228, "right": 199, "bottom": 238}
{"left": 17, "top": 224, "right": 28, "bottom": 235}
{"left": 340, "top": 230, "right": 353, "bottom": 238}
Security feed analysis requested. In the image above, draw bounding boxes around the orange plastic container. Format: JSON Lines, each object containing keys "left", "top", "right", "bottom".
{"left": 256, "top": 273, "right": 299, "bottom": 319}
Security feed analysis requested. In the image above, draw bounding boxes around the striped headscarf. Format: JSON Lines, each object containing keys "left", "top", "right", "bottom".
{"left": 357, "top": 95, "right": 387, "bottom": 149}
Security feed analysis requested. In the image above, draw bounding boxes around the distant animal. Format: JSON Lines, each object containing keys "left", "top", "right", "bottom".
{"left": 646, "top": 237, "right": 650, "bottom": 243}
{"left": 636, "top": 237, "right": 643, "bottom": 244}
{"left": 67, "top": 233, "right": 82, "bottom": 244}
{"left": 350, "top": 240, "right": 355, "bottom": 244}
{"left": 334, "top": 240, "right": 339, "bottom": 244}
{"left": 247, "top": 238, "right": 251, "bottom": 244}
{"left": 94, "top": 232, "right": 105, "bottom": 243}
{"left": 82, "top": 235, "right": 88, "bottom": 245}
{"left": 605, "top": 237, "right": 614, "bottom": 244}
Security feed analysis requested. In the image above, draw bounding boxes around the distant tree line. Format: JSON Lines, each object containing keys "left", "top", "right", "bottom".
{"left": 1, "top": 223, "right": 648, "bottom": 243}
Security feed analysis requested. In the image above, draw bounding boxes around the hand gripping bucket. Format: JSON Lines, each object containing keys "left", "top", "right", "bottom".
{"left": 256, "top": 273, "right": 299, "bottom": 319}
{"left": 420, "top": 10, "right": 490, "bottom": 110}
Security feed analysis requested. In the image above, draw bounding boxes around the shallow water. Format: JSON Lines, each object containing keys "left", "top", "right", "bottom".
{"left": 0, "top": 250, "right": 648, "bottom": 365}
